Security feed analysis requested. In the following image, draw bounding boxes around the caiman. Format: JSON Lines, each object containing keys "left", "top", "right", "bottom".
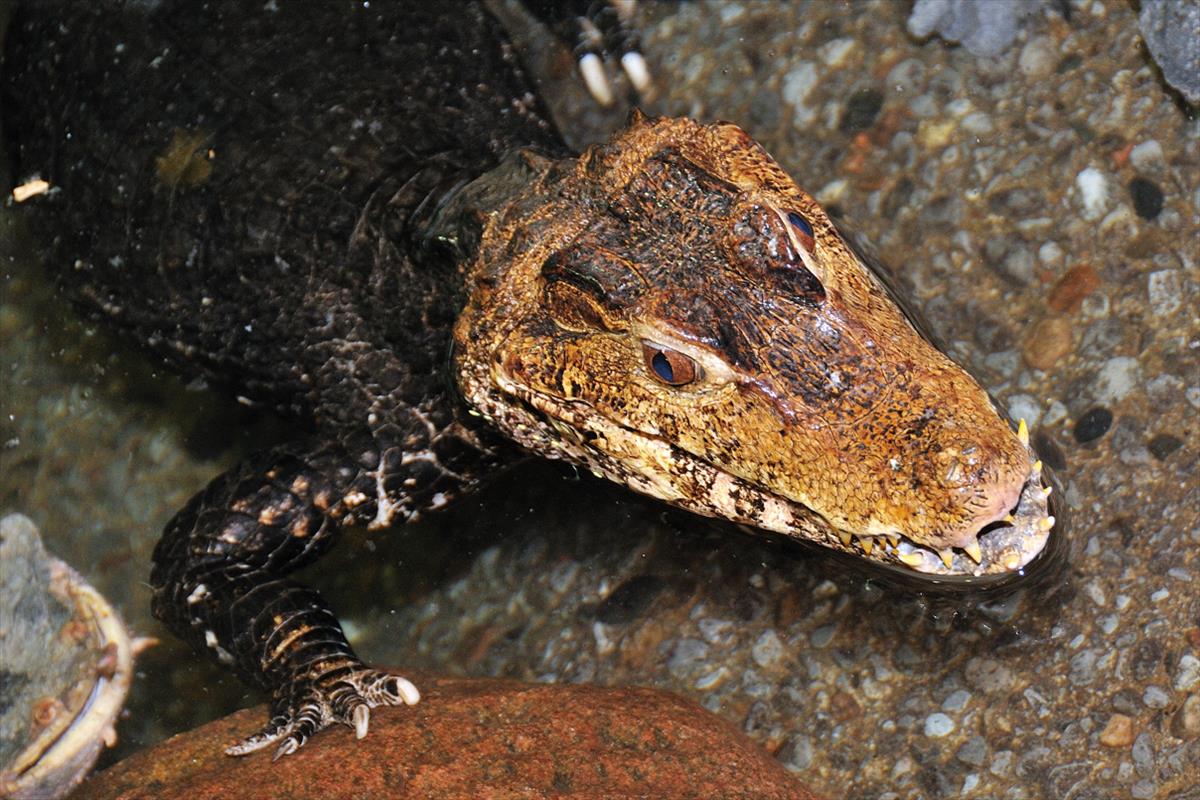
{"left": 2, "top": 1, "right": 1063, "bottom": 759}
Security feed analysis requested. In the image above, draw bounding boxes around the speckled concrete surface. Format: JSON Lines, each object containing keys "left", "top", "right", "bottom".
{"left": 1, "top": 1, "right": 1197, "bottom": 797}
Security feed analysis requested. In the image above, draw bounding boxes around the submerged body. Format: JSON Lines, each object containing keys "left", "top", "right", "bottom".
{"left": 4, "top": 1, "right": 1060, "bottom": 757}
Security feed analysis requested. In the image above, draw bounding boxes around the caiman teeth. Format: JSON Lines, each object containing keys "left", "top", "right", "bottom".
{"left": 1040, "top": 485, "right": 1053, "bottom": 500}
{"left": 860, "top": 536, "right": 874, "bottom": 556}
{"left": 1038, "top": 515, "right": 1055, "bottom": 532}
{"left": 899, "top": 551, "right": 925, "bottom": 567}
{"left": 938, "top": 549, "right": 954, "bottom": 569}
{"left": 887, "top": 533, "right": 900, "bottom": 548}
{"left": 1017, "top": 418, "right": 1029, "bottom": 446}
{"left": 839, "top": 530, "right": 852, "bottom": 547}
{"left": 1032, "top": 459, "right": 1043, "bottom": 474}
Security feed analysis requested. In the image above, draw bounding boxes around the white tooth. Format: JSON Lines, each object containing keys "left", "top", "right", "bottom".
{"left": 1017, "top": 418, "right": 1029, "bottom": 446}
{"left": 579, "top": 53, "right": 614, "bottom": 107}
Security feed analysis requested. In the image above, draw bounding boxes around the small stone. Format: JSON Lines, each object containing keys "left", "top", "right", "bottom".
{"left": 1074, "top": 407, "right": 1113, "bottom": 443}
{"left": 942, "top": 689, "right": 972, "bottom": 712}
{"left": 1175, "top": 654, "right": 1200, "bottom": 691}
{"left": 1147, "top": 433, "right": 1182, "bottom": 461}
{"left": 1099, "top": 713, "right": 1135, "bottom": 747}
{"left": 667, "top": 639, "right": 709, "bottom": 679}
{"left": 1023, "top": 316, "right": 1073, "bottom": 371}
{"left": 1131, "top": 732, "right": 1154, "bottom": 776}
{"left": 924, "top": 712, "right": 955, "bottom": 737}
{"left": 1147, "top": 269, "right": 1182, "bottom": 315}
{"left": 1172, "top": 694, "right": 1200, "bottom": 739}
{"left": 1129, "top": 140, "right": 1165, "bottom": 175}
{"left": 818, "top": 38, "right": 856, "bottom": 67}
{"left": 1075, "top": 167, "right": 1109, "bottom": 220}
{"left": 1018, "top": 36, "right": 1056, "bottom": 78}
{"left": 839, "top": 88, "right": 884, "bottom": 133}
{"left": 956, "top": 735, "right": 988, "bottom": 766}
{"left": 1142, "top": 686, "right": 1169, "bottom": 709}
{"left": 779, "top": 735, "right": 814, "bottom": 772}
{"left": 751, "top": 630, "right": 784, "bottom": 669}
{"left": 964, "top": 657, "right": 1015, "bottom": 693}
{"left": 1128, "top": 177, "right": 1164, "bottom": 220}
{"left": 1131, "top": 780, "right": 1158, "bottom": 800}
{"left": 1048, "top": 264, "right": 1101, "bottom": 313}
{"left": 1094, "top": 357, "right": 1141, "bottom": 404}
{"left": 1006, "top": 395, "right": 1042, "bottom": 429}
{"left": 781, "top": 61, "right": 819, "bottom": 108}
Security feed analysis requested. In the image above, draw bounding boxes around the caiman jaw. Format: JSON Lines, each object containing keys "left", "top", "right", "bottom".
{"left": 452, "top": 113, "right": 1062, "bottom": 585}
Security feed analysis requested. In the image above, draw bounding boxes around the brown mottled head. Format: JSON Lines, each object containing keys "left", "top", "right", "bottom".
{"left": 454, "top": 114, "right": 1058, "bottom": 579}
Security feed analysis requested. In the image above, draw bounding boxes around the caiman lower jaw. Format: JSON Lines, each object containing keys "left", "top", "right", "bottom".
{"left": 502, "top": 373, "right": 1059, "bottom": 581}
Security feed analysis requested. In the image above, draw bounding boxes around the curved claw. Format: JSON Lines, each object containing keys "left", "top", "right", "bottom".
{"left": 225, "top": 668, "right": 421, "bottom": 759}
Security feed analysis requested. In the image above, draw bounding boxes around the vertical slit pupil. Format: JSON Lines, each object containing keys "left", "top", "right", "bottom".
{"left": 651, "top": 350, "right": 674, "bottom": 382}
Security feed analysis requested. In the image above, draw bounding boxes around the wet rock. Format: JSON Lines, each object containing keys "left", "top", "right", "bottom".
{"left": 1074, "top": 407, "right": 1113, "bottom": 443}
{"left": 1094, "top": 357, "right": 1141, "bottom": 405}
{"left": 75, "top": 678, "right": 819, "bottom": 800}
{"left": 1138, "top": 0, "right": 1200, "bottom": 104}
{"left": 595, "top": 574, "right": 668, "bottom": 624}
{"left": 907, "top": 0, "right": 1045, "bottom": 58}
{"left": 839, "top": 88, "right": 884, "bottom": 133}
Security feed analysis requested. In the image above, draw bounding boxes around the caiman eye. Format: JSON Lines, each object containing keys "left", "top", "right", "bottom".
{"left": 642, "top": 343, "right": 699, "bottom": 386}
{"left": 786, "top": 211, "right": 815, "bottom": 251}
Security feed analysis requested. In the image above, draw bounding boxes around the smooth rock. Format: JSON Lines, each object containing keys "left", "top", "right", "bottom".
{"left": 74, "top": 677, "right": 819, "bottom": 800}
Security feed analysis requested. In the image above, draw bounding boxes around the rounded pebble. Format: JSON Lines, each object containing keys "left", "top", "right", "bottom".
{"left": 1142, "top": 685, "right": 1169, "bottom": 708}
{"left": 1023, "top": 316, "right": 1074, "bottom": 371}
{"left": 1099, "top": 713, "right": 1135, "bottom": 747}
{"left": 1075, "top": 167, "right": 1109, "bottom": 220}
{"left": 1129, "top": 140, "right": 1164, "bottom": 174}
{"left": 1094, "top": 357, "right": 1142, "bottom": 404}
{"left": 1175, "top": 654, "right": 1200, "bottom": 692}
{"left": 924, "top": 712, "right": 955, "bottom": 737}
{"left": 1074, "top": 407, "right": 1113, "bottom": 443}
{"left": 1128, "top": 177, "right": 1164, "bottom": 220}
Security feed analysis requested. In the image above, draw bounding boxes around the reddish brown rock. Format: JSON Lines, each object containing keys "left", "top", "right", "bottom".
{"left": 1023, "top": 316, "right": 1074, "bottom": 371}
{"left": 74, "top": 676, "right": 821, "bottom": 799}
{"left": 1047, "top": 263, "right": 1100, "bottom": 313}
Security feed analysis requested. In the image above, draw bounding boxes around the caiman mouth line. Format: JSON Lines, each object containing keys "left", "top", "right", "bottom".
{"left": 501, "top": 376, "right": 1059, "bottom": 582}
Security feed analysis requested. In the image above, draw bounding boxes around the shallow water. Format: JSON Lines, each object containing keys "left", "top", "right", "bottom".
{"left": 1, "top": 2, "right": 1197, "bottom": 797}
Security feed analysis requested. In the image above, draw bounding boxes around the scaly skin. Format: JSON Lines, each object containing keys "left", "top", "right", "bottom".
{"left": 4, "top": 1, "right": 1060, "bottom": 761}
{"left": 454, "top": 115, "right": 1057, "bottom": 579}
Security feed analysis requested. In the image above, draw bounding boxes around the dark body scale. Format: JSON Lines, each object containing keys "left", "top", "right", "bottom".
{"left": 4, "top": 2, "right": 568, "bottom": 753}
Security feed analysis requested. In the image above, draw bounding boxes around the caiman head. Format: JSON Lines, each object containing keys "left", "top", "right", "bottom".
{"left": 453, "top": 113, "right": 1060, "bottom": 582}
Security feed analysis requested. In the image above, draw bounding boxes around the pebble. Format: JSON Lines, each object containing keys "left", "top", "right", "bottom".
{"left": 1048, "top": 264, "right": 1101, "bottom": 313}
{"left": 1129, "top": 140, "right": 1164, "bottom": 175}
{"left": 839, "top": 88, "right": 883, "bottom": 133}
{"left": 818, "top": 38, "right": 855, "bottom": 67}
{"left": 1018, "top": 36, "right": 1056, "bottom": 79}
{"left": 780, "top": 61, "right": 818, "bottom": 108}
{"left": 1073, "top": 407, "right": 1113, "bottom": 443}
{"left": 778, "top": 735, "right": 813, "bottom": 772}
{"left": 1131, "top": 780, "right": 1158, "bottom": 799}
{"left": 956, "top": 736, "right": 988, "bottom": 767}
{"left": 1131, "top": 732, "right": 1154, "bottom": 776}
{"left": 667, "top": 639, "right": 709, "bottom": 678}
{"left": 1175, "top": 654, "right": 1200, "bottom": 692}
{"left": 751, "top": 630, "right": 784, "bottom": 669}
{"left": 1023, "top": 316, "right": 1073, "bottom": 371}
{"left": 941, "top": 689, "right": 972, "bottom": 712}
{"left": 1128, "top": 177, "right": 1164, "bottom": 220}
{"left": 1142, "top": 686, "right": 1169, "bottom": 709}
{"left": 1148, "top": 433, "right": 1182, "bottom": 460}
{"left": 964, "top": 657, "right": 1015, "bottom": 693}
{"left": 1075, "top": 167, "right": 1109, "bottom": 220}
{"left": 924, "top": 712, "right": 955, "bottom": 737}
{"left": 1093, "top": 357, "right": 1141, "bottom": 405}
{"left": 1147, "top": 269, "right": 1182, "bottom": 315}
{"left": 1173, "top": 694, "right": 1200, "bottom": 739}
{"left": 1005, "top": 395, "right": 1042, "bottom": 429}
{"left": 1099, "top": 713, "right": 1135, "bottom": 747}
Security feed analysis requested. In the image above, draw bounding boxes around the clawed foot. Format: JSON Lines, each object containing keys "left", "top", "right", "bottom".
{"left": 226, "top": 667, "right": 420, "bottom": 760}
